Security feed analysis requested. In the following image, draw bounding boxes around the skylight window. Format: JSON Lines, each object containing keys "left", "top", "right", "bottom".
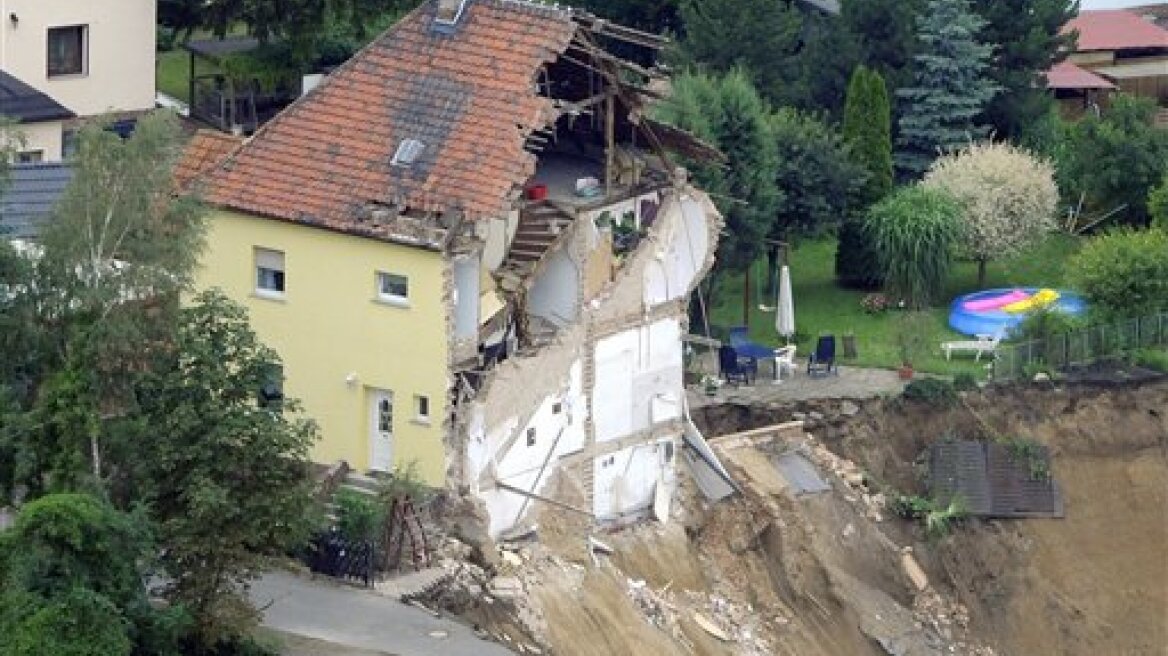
{"left": 391, "top": 138, "right": 425, "bottom": 167}
{"left": 435, "top": 0, "right": 471, "bottom": 25}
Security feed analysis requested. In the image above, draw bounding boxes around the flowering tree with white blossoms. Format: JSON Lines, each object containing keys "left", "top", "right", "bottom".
{"left": 923, "top": 142, "right": 1058, "bottom": 287}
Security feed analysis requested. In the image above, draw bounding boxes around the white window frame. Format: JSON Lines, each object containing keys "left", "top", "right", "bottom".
{"left": 47, "top": 24, "right": 88, "bottom": 78}
{"left": 16, "top": 150, "right": 44, "bottom": 164}
{"left": 375, "top": 271, "right": 410, "bottom": 307}
{"left": 414, "top": 394, "right": 430, "bottom": 424}
{"left": 254, "top": 247, "right": 286, "bottom": 298}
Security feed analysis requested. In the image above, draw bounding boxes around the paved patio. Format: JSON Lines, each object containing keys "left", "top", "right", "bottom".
{"left": 688, "top": 365, "right": 911, "bottom": 408}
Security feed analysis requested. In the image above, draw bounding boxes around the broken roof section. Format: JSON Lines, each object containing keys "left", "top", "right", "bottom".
{"left": 198, "top": 0, "right": 715, "bottom": 241}
{"left": 0, "top": 70, "right": 75, "bottom": 123}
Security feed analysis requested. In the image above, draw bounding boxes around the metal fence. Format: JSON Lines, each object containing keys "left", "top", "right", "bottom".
{"left": 993, "top": 312, "right": 1168, "bottom": 381}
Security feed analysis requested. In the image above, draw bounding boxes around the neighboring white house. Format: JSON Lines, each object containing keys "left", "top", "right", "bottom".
{"left": 0, "top": 0, "right": 155, "bottom": 120}
{"left": 1, "top": 69, "right": 75, "bottom": 162}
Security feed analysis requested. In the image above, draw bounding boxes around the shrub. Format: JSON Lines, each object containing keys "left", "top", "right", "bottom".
{"left": 901, "top": 378, "right": 958, "bottom": 406}
{"left": 1150, "top": 174, "right": 1168, "bottom": 230}
{"left": 335, "top": 489, "right": 384, "bottom": 543}
{"left": 1010, "top": 306, "right": 1085, "bottom": 343}
{"left": 952, "top": 372, "right": 978, "bottom": 391}
{"left": 860, "top": 293, "right": 891, "bottom": 314}
{"left": 865, "top": 185, "right": 961, "bottom": 309}
{"left": 1067, "top": 228, "right": 1168, "bottom": 319}
{"left": 1131, "top": 348, "right": 1168, "bottom": 373}
{"left": 894, "top": 311, "right": 933, "bottom": 366}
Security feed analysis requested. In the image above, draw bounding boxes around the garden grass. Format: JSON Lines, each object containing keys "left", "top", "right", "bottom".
{"left": 156, "top": 49, "right": 191, "bottom": 104}
{"left": 707, "top": 234, "right": 1081, "bottom": 377}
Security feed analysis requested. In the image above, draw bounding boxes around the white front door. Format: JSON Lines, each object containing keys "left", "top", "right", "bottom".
{"left": 369, "top": 390, "right": 394, "bottom": 473}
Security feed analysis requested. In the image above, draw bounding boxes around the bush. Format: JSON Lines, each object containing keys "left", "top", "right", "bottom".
{"left": 335, "top": 489, "right": 384, "bottom": 543}
{"left": 901, "top": 378, "right": 957, "bottom": 406}
{"left": 860, "top": 293, "right": 891, "bottom": 314}
{"left": 1150, "top": 174, "right": 1168, "bottom": 230}
{"left": 1131, "top": 348, "right": 1168, "bottom": 373}
{"left": 865, "top": 185, "right": 961, "bottom": 308}
{"left": 952, "top": 372, "right": 978, "bottom": 391}
{"left": 1067, "top": 228, "right": 1168, "bottom": 319}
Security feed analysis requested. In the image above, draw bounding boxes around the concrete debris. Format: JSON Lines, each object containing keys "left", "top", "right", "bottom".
{"left": 840, "top": 400, "right": 860, "bottom": 417}
{"left": 588, "top": 537, "right": 614, "bottom": 555}
{"left": 489, "top": 576, "right": 524, "bottom": 599}
{"left": 901, "top": 548, "right": 929, "bottom": 592}
{"left": 693, "top": 612, "right": 732, "bottom": 642}
{"left": 501, "top": 550, "right": 524, "bottom": 568}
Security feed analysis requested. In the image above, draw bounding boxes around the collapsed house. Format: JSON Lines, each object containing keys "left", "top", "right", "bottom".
{"left": 184, "top": 0, "right": 729, "bottom": 537}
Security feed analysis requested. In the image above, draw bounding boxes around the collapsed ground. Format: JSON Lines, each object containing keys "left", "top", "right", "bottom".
{"left": 412, "top": 379, "right": 1166, "bottom": 656}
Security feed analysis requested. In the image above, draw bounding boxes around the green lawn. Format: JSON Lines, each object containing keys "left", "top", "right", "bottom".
{"left": 157, "top": 49, "right": 191, "bottom": 104}
{"left": 707, "top": 234, "right": 1082, "bottom": 376}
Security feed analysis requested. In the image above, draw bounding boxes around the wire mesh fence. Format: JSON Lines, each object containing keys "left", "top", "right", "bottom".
{"left": 993, "top": 312, "right": 1168, "bottom": 381}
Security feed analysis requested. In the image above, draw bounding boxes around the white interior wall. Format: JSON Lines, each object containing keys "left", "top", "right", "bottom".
{"left": 453, "top": 255, "right": 480, "bottom": 339}
{"left": 472, "top": 361, "right": 586, "bottom": 537}
{"left": 644, "top": 194, "right": 711, "bottom": 307}
{"left": 593, "top": 437, "right": 678, "bottom": 519}
{"left": 593, "top": 318, "right": 683, "bottom": 443}
{"left": 528, "top": 247, "right": 579, "bottom": 325}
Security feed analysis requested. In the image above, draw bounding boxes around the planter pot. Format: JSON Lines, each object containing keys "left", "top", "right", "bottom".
{"left": 897, "top": 364, "right": 914, "bottom": 380}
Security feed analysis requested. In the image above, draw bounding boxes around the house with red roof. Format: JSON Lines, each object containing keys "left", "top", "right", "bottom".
{"left": 183, "top": 0, "right": 727, "bottom": 536}
{"left": 1049, "top": 8, "right": 1168, "bottom": 121}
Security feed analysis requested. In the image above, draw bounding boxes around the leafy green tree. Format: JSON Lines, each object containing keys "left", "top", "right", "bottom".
{"left": 0, "top": 112, "right": 205, "bottom": 499}
{"left": 972, "top": 0, "right": 1078, "bottom": 140}
{"left": 1056, "top": 94, "right": 1168, "bottom": 227}
{"left": 677, "top": 0, "right": 807, "bottom": 107}
{"left": 895, "top": 0, "right": 999, "bottom": 179}
{"left": 655, "top": 70, "right": 779, "bottom": 275}
{"left": 836, "top": 65, "right": 893, "bottom": 289}
{"left": 1150, "top": 174, "right": 1168, "bottom": 230}
{"left": 769, "top": 108, "right": 866, "bottom": 241}
{"left": 865, "top": 185, "right": 962, "bottom": 308}
{"left": 923, "top": 142, "right": 1059, "bottom": 286}
{"left": 131, "top": 290, "right": 317, "bottom": 649}
{"left": 1067, "top": 228, "right": 1168, "bottom": 319}
{"left": 0, "top": 494, "right": 185, "bottom": 656}
{"left": 574, "top": 0, "right": 680, "bottom": 34}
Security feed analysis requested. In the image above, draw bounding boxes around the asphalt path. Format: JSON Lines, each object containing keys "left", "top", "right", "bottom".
{"left": 252, "top": 571, "right": 515, "bottom": 656}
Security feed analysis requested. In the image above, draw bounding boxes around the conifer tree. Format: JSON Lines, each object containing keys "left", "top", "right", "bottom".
{"left": 895, "top": 0, "right": 999, "bottom": 179}
{"left": 836, "top": 65, "right": 892, "bottom": 289}
{"left": 973, "top": 0, "right": 1078, "bottom": 140}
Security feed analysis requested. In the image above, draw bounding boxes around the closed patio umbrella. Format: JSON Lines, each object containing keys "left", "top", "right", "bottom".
{"left": 775, "top": 264, "right": 795, "bottom": 341}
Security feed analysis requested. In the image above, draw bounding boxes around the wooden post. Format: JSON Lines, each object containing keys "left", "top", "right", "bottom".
{"left": 188, "top": 50, "right": 196, "bottom": 116}
{"left": 742, "top": 266, "right": 751, "bottom": 327}
{"left": 604, "top": 91, "right": 615, "bottom": 196}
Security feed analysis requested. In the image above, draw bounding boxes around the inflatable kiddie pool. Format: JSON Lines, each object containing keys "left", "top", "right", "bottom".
{"left": 948, "top": 288, "right": 1087, "bottom": 337}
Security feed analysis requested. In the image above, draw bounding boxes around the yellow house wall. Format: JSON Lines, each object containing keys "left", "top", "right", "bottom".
{"left": 194, "top": 210, "right": 450, "bottom": 485}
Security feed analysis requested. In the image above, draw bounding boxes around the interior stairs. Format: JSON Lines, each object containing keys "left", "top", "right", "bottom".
{"left": 496, "top": 201, "right": 574, "bottom": 292}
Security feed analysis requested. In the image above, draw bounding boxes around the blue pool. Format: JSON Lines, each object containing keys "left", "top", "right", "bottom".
{"left": 948, "top": 288, "right": 1087, "bottom": 337}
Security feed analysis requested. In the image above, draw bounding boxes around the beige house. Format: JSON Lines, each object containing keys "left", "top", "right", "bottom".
{"left": 0, "top": 0, "right": 155, "bottom": 158}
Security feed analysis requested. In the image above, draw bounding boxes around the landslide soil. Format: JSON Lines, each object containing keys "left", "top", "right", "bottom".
{"left": 695, "top": 379, "right": 1168, "bottom": 656}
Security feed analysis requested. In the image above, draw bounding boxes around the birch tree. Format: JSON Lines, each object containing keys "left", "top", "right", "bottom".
{"left": 0, "top": 111, "right": 205, "bottom": 498}
{"left": 922, "top": 142, "right": 1057, "bottom": 287}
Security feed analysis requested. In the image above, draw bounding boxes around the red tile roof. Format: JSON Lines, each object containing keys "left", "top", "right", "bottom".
{"left": 1045, "top": 60, "right": 1117, "bottom": 90}
{"left": 175, "top": 129, "right": 243, "bottom": 192}
{"left": 201, "top": 0, "right": 578, "bottom": 234}
{"left": 1063, "top": 9, "right": 1168, "bottom": 52}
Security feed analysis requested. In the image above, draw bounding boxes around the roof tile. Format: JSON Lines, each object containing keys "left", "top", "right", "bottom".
{"left": 200, "top": 0, "right": 577, "bottom": 234}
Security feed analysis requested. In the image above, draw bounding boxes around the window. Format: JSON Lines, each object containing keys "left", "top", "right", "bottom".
{"left": 255, "top": 248, "right": 285, "bottom": 296}
{"left": 62, "top": 130, "right": 78, "bottom": 159}
{"left": 390, "top": 138, "right": 425, "bottom": 167}
{"left": 47, "top": 25, "right": 87, "bottom": 77}
{"left": 378, "top": 397, "right": 394, "bottom": 433}
{"left": 526, "top": 427, "right": 536, "bottom": 446}
{"left": 414, "top": 395, "right": 430, "bottom": 422}
{"left": 16, "top": 151, "right": 43, "bottom": 164}
{"left": 376, "top": 271, "right": 409, "bottom": 304}
{"left": 258, "top": 364, "right": 284, "bottom": 410}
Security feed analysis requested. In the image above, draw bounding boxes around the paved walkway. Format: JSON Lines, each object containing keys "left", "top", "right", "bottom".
{"left": 688, "top": 365, "right": 909, "bottom": 408}
{"left": 252, "top": 571, "right": 515, "bottom": 656}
